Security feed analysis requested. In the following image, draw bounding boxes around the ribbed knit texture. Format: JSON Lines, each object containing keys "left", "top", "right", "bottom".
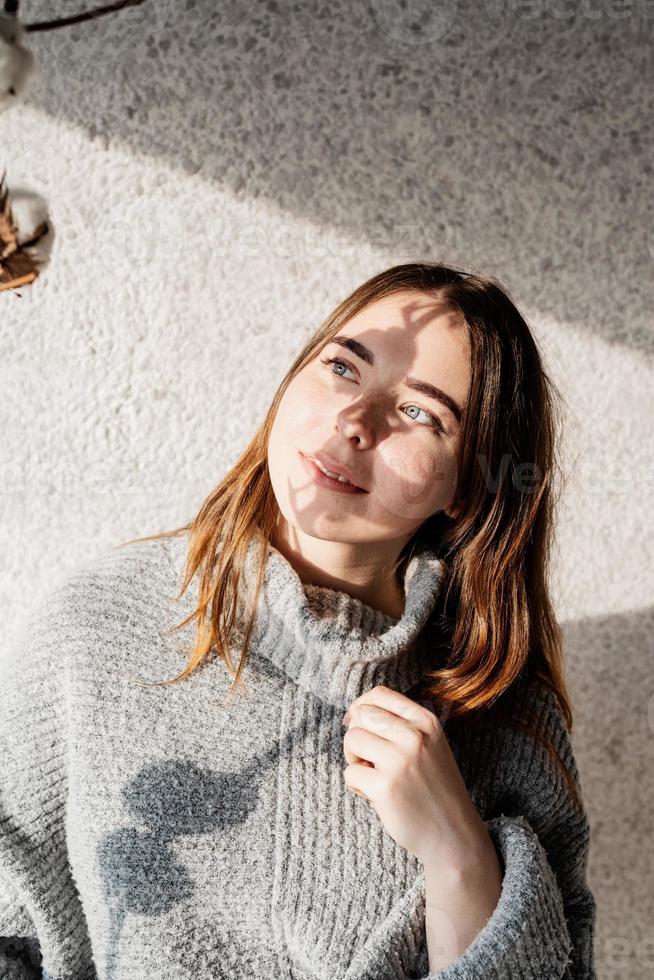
{"left": 0, "top": 531, "right": 596, "bottom": 980}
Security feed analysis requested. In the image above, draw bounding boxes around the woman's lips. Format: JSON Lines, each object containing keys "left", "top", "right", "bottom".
{"left": 299, "top": 452, "right": 368, "bottom": 495}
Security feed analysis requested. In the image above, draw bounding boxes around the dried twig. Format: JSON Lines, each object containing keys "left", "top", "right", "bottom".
{"left": 11, "top": 0, "right": 149, "bottom": 33}
{"left": 0, "top": 269, "right": 36, "bottom": 291}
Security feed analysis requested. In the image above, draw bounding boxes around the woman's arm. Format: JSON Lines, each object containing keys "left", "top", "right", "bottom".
{"left": 342, "top": 677, "right": 597, "bottom": 979}
{"left": 422, "top": 827, "right": 503, "bottom": 972}
{"left": 0, "top": 585, "right": 94, "bottom": 980}
{"left": 413, "top": 678, "right": 597, "bottom": 979}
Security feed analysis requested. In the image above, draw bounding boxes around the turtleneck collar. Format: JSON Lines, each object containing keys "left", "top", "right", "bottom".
{"left": 242, "top": 535, "right": 446, "bottom": 709}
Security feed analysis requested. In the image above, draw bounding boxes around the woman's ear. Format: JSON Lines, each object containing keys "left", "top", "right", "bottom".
{"left": 444, "top": 498, "right": 464, "bottom": 521}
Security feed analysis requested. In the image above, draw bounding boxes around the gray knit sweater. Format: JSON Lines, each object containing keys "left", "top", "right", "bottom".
{"left": 0, "top": 531, "right": 596, "bottom": 980}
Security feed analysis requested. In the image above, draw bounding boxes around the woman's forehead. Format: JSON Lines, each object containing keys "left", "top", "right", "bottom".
{"left": 347, "top": 290, "right": 465, "bottom": 334}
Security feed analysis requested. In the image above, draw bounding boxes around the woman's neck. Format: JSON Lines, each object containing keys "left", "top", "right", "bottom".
{"left": 270, "top": 524, "right": 407, "bottom": 620}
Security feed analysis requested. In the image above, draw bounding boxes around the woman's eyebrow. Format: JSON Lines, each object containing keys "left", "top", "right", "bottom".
{"left": 329, "top": 334, "right": 463, "bottom": 425}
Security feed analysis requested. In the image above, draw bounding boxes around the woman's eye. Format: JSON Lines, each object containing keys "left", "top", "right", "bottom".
{"left": 319, "top": 356, "right": 445, "bottom": 435}
{"left": 403, "top": 404, "right": 445, "bottom": 435}
{"left": 320, "top": 356, "right": 356, "bottom": 380}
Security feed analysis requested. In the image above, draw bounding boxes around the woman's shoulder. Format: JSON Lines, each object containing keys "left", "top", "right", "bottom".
{"left": 3, "top": 532, "right": 189, "bottom": 679}
{"left": 51, "top": 531, "right": 185, "bottom": 615}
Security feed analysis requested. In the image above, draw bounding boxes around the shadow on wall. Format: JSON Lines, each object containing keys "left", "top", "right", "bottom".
{"left": 562, "top": 605, "right": 654, "bottom": 979}
{"left": 20, "top": 0, "right": 653, "bottom": 358}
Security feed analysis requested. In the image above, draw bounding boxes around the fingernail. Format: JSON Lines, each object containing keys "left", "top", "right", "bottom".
{"left": 342, "top": 712, "right": 350, "bottom": 726}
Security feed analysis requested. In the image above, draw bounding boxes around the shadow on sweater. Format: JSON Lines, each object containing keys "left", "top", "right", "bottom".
{"left": 96, "top": 708, "right": 332, "bottom": 979}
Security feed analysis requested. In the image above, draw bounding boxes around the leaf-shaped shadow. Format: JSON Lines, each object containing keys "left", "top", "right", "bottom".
{"left": 96, "top": 710, "right": 331, "bottom": 978}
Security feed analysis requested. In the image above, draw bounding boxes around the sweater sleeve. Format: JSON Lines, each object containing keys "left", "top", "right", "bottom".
{"left": 0, "top": 585, "right": 95, "bottom": 980}
{"left": 342, "top": 677, "right": 597, "bottom": 980}
{"left": 410, "top": 678, "right": 597, "bottom": 980}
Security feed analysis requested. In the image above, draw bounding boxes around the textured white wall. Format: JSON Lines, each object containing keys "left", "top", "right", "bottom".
{"left": 1, "top": 0, "right": 652, "bottom": 976}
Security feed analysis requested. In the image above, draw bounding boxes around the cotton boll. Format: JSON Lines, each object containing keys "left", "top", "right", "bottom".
{"left": 6, "top": 184, "right": 49, "bottom": 246}
{"left": 0, "top": 13, "right": 36, "bottom": 112}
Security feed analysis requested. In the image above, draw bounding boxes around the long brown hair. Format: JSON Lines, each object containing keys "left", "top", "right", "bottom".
{"left": 118, "top": 262, "right": 582, "bottom": 809}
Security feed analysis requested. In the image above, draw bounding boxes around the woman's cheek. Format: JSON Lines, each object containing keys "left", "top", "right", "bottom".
{"left": 374, "top": 447, "right": 454, "bottom": 521}
{"left": 277, "top": 386, "right": 324, "bottom": 444}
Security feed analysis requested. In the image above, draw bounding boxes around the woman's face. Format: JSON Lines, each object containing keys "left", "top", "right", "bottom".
{"left": 267, "top": 288, "right": 471, "bottom": 548}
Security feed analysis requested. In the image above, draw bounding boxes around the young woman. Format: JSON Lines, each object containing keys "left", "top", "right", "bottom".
{"left": 0, "top": 262, "right": 596, "bottom": 979}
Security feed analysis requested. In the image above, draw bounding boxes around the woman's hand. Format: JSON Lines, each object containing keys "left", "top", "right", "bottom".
{"left": 342, "top": 685, "right": 493, "bottom": 874}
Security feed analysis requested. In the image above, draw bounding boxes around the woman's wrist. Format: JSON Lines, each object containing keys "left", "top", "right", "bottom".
{"left": 422, "top": 830, "right": 504, "bottom": 971}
